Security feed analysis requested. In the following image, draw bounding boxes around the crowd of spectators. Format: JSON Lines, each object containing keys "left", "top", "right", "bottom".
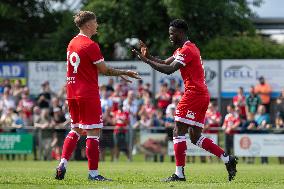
{"left": 0, "top": 76, "right": 284, "bottom": 163}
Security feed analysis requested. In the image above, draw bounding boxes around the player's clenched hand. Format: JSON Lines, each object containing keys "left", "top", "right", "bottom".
{"left": 139, "top": 40, "right": 149, "bottom": 57}
{"left": 125, "top": 70, "right": 141, "bottom": 80}
{"left": 119, "top": 75, "right": 132, "bottom": 83}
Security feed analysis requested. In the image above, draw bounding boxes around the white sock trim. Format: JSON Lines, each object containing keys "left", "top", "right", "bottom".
{"left": 86, "top": 136, "right": 100, "bottom": 141}
{"left": 89, "top": 170, "right": 99, "bottom": 177}
{"left": 173, "top": 136, "right": 186, "bottom": 144}
{"left": 221, "top": 154, "right": 230, "bottom": 163}
{"left": 175, "top": 166, "right": 185, "bottom": 178}
{"left": 59, "top": 158, "right": 68, "bottom": 168}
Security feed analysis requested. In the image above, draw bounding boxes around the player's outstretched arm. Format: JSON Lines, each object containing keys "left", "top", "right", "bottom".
{"left": 96, "top": 61, "right": 141, "bottom": 81}
{"left": 132, "top": 49, "right": 182, "bottom": 75}
{"left": 139, "top": 40, "right": 174, "bottom": 65}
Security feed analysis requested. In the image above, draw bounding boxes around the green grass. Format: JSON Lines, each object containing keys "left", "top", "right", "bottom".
{"left": 0, "top": 160, "right": 284, "bottom": 189}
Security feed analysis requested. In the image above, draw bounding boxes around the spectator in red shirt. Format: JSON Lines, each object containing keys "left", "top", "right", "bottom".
{"left": 155, "top": 83, "right": 171, "bottom": 113}
{"left": 204, "top": 102, "right": 222, "bottom": 134}
{"left": 233, "top": 87, "right": 246, "bottom": 119}
{"left": 222, "top": 104, "right": 240, "bottom": 155}
{"left": 113, "top": 103, "right": 130, "bottom": 161}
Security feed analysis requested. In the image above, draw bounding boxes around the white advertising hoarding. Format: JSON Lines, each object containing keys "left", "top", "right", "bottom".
{"left": 234, "top": 134, "right": 284, "bottom": 157}
{"left": 28, "top": 61, "right": 66, "bottom": 95}
{"left": 168, "top": 134, "right": 218, "bottom": 156}
{"left": 221, "top": 60, "right": 284, "bottom": 98}
{"left": 155, "top": 60, "right": 219, "bottom": 98}
{"left": 98, "top": 61, "right": 153, "bottom": 89}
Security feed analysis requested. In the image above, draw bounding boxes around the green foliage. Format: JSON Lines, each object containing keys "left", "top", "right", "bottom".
{"left": 202, "top": 36, "right": 284, "bottom": 59}
{"left": 1, "top": 0, "right": 283, "bottom": 61}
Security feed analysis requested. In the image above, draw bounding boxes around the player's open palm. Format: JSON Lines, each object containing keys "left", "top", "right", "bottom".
{"left": 139, "top": 40, "right": 149, "bottom": 57}
{"left": 125, "top": 70, "right": 141, "bottom": 80}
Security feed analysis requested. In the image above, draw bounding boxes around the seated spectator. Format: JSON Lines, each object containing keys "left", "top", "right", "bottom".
{"left": 255, "top": 105, "right": 270, "bottom": 130}
{"left": 240, "top": 112, "right": 258, "bottom": 164}
{"left": 275, "top": 89, "right": 284, "bottom": 130}
{"left": 255, "top": 105, "right": 270, "bottom": 164}
{"left": 222, "top": 104, "right": 240, "bottom": 155}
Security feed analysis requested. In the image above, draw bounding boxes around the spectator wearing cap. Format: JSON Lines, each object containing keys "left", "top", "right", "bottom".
{"left": 255, "top": 76, "right": 272, "bottom": 113}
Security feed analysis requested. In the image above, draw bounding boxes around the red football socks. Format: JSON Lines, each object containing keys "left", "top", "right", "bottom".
{"left": 86, "top": 136, "right": 100, "bottom": 170}
{"left": 61, "top": 130, "right": 80, "bottom": 160}
{"left": 196, "top": 136, "right": 224, "bottom": 158}
{"left": 173, "top": 136, "right": 187, "bottom": 166}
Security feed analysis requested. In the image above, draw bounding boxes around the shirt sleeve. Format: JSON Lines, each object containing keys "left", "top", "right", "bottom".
{"left": 173, "top": 47, "right": 192, "bottom": 66}
{"left": 86, "top": 42, "right": 105, "bottom": 64}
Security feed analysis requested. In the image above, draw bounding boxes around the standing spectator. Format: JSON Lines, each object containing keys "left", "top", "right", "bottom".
{"left": 0, "top": 87, "right": 16, "bottom": 115}
{"left": 110, "top": 84, "right": 123, "bottom": 112}
{"left": 165, "top": 106, "right": 176, "bottom": 162}
{"left": 113, "top": 104, "right": 130, "bottom": 161}
{"left": 246, "top": 86, "right": 262, "bottom": 116}
{"left": 204, "top": 102, "right": 222, "bottom": 134}
{"left": 106, "top": 78, "right": 114, "bottom": 94}
{"left": 233, "top": 87, "right": 246, "bottom": 119}
{"left": 34, "top": 109, "right": 53, "bottom": 160}
{"left": 138, "top": 97, "right": 155, "bottom": 119}
{"left": 11, "top": 79, "right": 23, "bottom": 104}
{"left": 255, "top": 76, "right": 272, "bottom": 113}
{"left": 17, "top": 93, "right": 34, "bottom": 125}
{"left": 222, "top": 104, "right": 241, "bottom": 155}
{"left": 155, "top": 83, "right": 171, "bottom": 113}
{"left": 37, "top": 81, "right": 55, "bottom": 109}
{"left": 166, "top": 96, "right": 179, "bottom": 115}
{"left": 123, "top": 90, "right": 139, "bottom": 126}
{"left": 100, "top": 85, "right": 113, "bottom": 113}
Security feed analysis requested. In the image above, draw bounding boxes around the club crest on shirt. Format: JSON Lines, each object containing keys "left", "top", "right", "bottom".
{"left": 186, "top": 110, "right": 195, "bottom": 119}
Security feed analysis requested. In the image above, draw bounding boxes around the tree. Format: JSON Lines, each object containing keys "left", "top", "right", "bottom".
{"left": 0, "top": 0, "right": 74, "bottom": 61}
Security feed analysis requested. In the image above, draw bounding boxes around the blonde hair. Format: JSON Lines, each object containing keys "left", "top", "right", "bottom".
{"left": 74, "top": 11, "right": 96, "bottom": 28}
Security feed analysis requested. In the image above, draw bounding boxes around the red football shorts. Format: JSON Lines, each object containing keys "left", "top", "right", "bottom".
{"left": 175, "top": 92, "right": 210, "bottom": 128}
{"left": 67, "top": 98, "right": 103, "bottom": 129}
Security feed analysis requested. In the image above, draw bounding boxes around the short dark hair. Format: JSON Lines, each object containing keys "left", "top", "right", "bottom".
{"left": 74, "top": 11, "right": 96, "bottom": 28}
{"left": 169, "top": 19, "right": 188, "bottom": 33}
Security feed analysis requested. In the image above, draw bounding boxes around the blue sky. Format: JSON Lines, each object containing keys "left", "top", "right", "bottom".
{"left": 250, "top": 0, "right": 284, "bottom": 17}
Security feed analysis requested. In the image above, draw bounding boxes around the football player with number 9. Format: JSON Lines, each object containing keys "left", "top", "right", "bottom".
{"left": 55, "top": 10, "right": 141, "bottom": 181}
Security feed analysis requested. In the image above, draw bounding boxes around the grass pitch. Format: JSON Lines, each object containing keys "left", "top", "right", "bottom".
{"left": 0, "top": 160, "right": 284, "bottom": 188}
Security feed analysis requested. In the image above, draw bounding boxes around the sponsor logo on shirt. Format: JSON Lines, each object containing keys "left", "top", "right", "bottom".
{"left": 186, "top": 110, "right": 195, "bottom": 119}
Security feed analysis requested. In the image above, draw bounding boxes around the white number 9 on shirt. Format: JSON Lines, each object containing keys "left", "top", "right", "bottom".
{"left": 67, "top": 51, "right": 80, "bottom": 73}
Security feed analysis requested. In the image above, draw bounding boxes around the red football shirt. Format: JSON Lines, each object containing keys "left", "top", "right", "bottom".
{"left": 173, "top": 41, "right": 208, "bottom": 94}
{"left": 66, "top": 33, "right": 104, "bottom": 99}
{"left": 113, "top": 110, "right": 129, "bottom": 134}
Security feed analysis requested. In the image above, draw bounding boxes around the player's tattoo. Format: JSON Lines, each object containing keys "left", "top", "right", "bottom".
{"left": 104, "top": 67, "right": 124, "bottom": 76}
